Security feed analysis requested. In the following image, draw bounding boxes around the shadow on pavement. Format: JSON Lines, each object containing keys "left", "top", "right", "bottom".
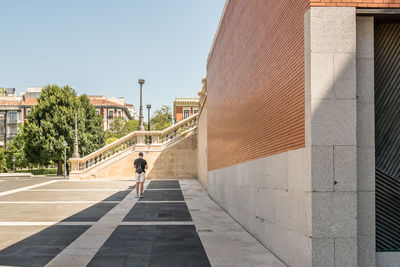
{"left": 0, "top": 185, "right": 135, "bottom": 267}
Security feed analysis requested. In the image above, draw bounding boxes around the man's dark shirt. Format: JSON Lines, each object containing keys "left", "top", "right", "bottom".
{"left": 134, "top": 158, "right": 147, "bottom": 173}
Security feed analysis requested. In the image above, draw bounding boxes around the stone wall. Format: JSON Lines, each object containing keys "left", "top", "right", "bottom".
{"left": 356, "top": 16, "right": 376, "bottom": 266}
{"left": 208, "top": 148, "right": 312, "bottom": 266}
{"left": 207, "top": 6, "right": 378, "bottom": 266}
{"left": 310, "top": 0, "right": 400, "bottom": 8}
{"left": 72, "top": 132, "right": 198, "bottom": 180}
{"left": 147, "top": 132, "right": 197, "bottom": 179}
{"left": 75, "top": 149, "right": 161, "bottom": 180}
{"left": 197, "top": 101, "right": 208, "bottom": 188}
{"left": 305, "top": 7, "right": 359, "bottom": 266}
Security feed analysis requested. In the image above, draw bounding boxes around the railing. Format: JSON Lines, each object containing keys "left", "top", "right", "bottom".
{"left": 70, "top": 113, "right": 198, "bottom": 173}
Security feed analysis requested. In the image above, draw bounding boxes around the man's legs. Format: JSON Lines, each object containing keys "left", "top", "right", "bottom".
{"left": 140, "top": 182, "right": 144, "bottom": 196}
{"left": 139, "top": 172, "right": 145, "bottom": 197}
{"left": 135, "top": 173, "right": 140, "bottom": 197}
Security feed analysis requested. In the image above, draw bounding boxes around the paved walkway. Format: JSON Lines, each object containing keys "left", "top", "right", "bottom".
{"left": 0, "top": 177, "right": 284, "bottom": 267}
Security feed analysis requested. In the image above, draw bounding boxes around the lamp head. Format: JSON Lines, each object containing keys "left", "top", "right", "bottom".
{"left": 146, "top": 104, "right": 151, "bottom": 109}
{"left": 62, "top": 141, "right": 68, "bottom": 147}
{"left": 138, "top": 79, "right": 145, "bottom": 85}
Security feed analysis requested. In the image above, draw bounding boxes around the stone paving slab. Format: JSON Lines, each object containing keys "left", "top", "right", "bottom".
{"left": 123, "top": 202, "right": 192, "bottom": 222}
{"left": 62, "top": 203, "right": 118, "bottom": 222}
{"left": 138, "top": 189, "right": 184, "bottom": 201}
{"left": 146, "top": 180, "right": 181, "bottom": 189}
{"left": 0, "top": 178, "right": 55, "bottom": 193}
{"left": 36, "top": 181, "right": 135, "bottom": 190}
{"left": 88, "top": 225, "right": 210, "bottom": 267}
{"left": 0, "top": 225, "right": 90, "bottom": 267}
{"left": 0, "top": 177, "right": 285, "bottom": 267}
{"left": 180, "top": 179, "right": 286, "bottom": 267}
{"left": 0, "top": 203, "right": 112, "bottom": 222}
{"left": 0, "top": 190, "right": 130, "bottom": 202}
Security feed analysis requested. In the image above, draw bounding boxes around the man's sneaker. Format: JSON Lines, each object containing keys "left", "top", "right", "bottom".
{"left": 135, "top": 194, "right": 139, "bottom": 198}
{"left": 139, "top": 194, "right": 144, "bottom": 198}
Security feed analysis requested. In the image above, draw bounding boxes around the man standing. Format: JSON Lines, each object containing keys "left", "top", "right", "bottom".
{"left": 134, "top": 152, "right": 148, "bottom": 198}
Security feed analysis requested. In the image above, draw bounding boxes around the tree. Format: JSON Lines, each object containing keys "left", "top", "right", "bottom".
{"left": 23, "top": 85, "right": 104, "bottom": 175}
{"left": 150, "top": 105, "right": 172, "bottom": 131}
{"left": 105, "top": 119, "right": 141, "bottom": 141}
{"left": 0, "top": 148, "right": 6, "bottom": 173}
{"left": 5, "top": 131, "right": 28, "bottom": 170}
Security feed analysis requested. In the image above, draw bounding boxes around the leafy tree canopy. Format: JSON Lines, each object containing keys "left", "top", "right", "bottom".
{"left": 105, "top": 119, "right": 140, "bottom": 140}
{"left": 23, "top": 85, "right": 105, "bottom": 167}
{"left": 150, "top": 105, "right": 172, "bottom": 131}
{"left": 5, "top": 131, "right": 28, "bottom": 170}
{"left": 0, "top": 148, "right": 6, "bottom": 172}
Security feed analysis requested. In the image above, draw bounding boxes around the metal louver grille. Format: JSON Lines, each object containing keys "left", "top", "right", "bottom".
{"left": 376, "top": 168, "right": 400, "bottom": 251}
{"left": 375, "top": 22, "right": 400, "bottom": 252}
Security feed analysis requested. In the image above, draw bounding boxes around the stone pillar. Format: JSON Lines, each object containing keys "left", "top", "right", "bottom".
{"left": 305, "top": 7, "right": 358, "bottom": 266}
{"left": 356, "top": 16, "right": 376, "bottom": 266}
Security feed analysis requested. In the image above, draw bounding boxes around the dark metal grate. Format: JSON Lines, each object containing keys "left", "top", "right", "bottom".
{"left": 375, "top": 22, "right": 400, "bottom": 252}
{"left": 376, "top": 168, "right": 400, "bottom": 251}
{"left": 375, "top": 23, "right": 400, "bottom": 181}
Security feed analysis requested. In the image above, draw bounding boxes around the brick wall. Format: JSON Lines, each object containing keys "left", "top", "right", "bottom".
{"left": 175, "top": 106, "right": 183, "bottom": 122}
{"left": 310, "top": 0, "right": 400, "bottom": 7}
{"left": 207, "top": 0, "right": 308, "bottom": 171}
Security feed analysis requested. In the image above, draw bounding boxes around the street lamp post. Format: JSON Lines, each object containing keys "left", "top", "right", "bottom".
{"left": 138, "top": 79, "right": 145, "bottom": 131}
{"left": 147, "top": 104, "right": 151, "bottom": 144}
{"left": 12, "top": 156, "right": 15, "bottom": 171}
{"left": 72, "top": 112, "right": 80, "bottom": 158}
{"left": 146, "top": 104, "right": 151, "bottom": 131}
{"left": 62, "top": 141, "right": 67, "bottom": 179}
{"left": 82, "top": 146, "right": 86, "bottom": 157}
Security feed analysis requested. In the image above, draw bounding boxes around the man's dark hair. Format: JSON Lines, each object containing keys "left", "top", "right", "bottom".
{"left": 139, "top": 152, "right": 143, "bottom": 156}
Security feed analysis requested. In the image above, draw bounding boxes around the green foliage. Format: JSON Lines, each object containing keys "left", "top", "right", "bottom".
{"left": 150, "top": 105, "right": 172, "bottom": 131}
{"left": 106, "top": 137, "right": 119, "bottom": 145}
{"left": 105, "top": 119, "right": 140, "bottom": 140}
{"left": 0, "top": 148, "right": 6, "bottom": 172}
{"left": 22, "top": 85, "right": 105, "bottom": 165}
{"left": 5, "top": 132, "right": 28, "bottom": 170}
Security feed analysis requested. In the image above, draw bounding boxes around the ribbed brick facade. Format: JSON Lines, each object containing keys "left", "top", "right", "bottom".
{"left": 207, "top": 0, "right": 308, "bottom": 171}
{"left": 207, "top": 0, "right": 400, "bottom": 171}
{"left": 310, "top": 0, "right": 400, "bottom": 7}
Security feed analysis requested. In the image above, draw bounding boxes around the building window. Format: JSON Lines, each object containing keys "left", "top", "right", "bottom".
{"left": 183, "top": 110, "right": 190, "bottom": 119}
{"left": 108, "top": 110, "right": 114, "bottom": 119}
{"left": 194, "top": 109, "right": 198, "bottom": 114}
{"left": 9, "top": 126, "right": 18, "bottom": 136}
{"left": 118, "top": 111, "right": 122, "bottom": 117}
{"left": 96, "top": 109, "right": 100, "bottom": 116}
{"left": 7, "top": 112, "right": 18, "bottom": 123}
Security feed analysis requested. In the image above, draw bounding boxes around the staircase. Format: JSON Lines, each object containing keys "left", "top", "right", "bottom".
{"left": 69, "top": 114, "right": 198, "bottom": 180}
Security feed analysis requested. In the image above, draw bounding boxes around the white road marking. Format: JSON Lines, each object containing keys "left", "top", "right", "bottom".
{"left": 0, "top": 221, "right": 96, "bottom": 226}
{"left": 0, "top": 201, "right": 120, "bottom": 204}
{"left": 145, "top": 188, "right": 180, "bottom": 191}
{"left": 120, "top": 221, "right": 194, "bottom": 225}
{"left": 0, "top": 180, "right": 60, "bottom": 197}
{"left": 0, "top": 221, "right": 193, "bottom": 226}
{"left": 137, "top": 201, "right": 186, "bottom": 203}
{"left": 28, "top": 189, "right": 132, "bottom": 192}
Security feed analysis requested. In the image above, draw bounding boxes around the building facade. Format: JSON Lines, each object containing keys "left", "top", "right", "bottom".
{"left": 0, "top": 88, "right": 138, "bottom": 147}
{"left": 204, "top": 1, "right": 400, "bottom": 266}
{"left": 173, "top": 97, "right": 199, "bottom": 123}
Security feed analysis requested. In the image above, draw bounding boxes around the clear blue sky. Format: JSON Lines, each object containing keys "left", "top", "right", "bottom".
{"left": 0, "top": 0, "right": 225, "bottom": 120}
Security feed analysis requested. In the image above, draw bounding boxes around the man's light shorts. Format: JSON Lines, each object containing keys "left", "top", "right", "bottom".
{"left": 135, "top": 172, "right": 145, "bottom": 183}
